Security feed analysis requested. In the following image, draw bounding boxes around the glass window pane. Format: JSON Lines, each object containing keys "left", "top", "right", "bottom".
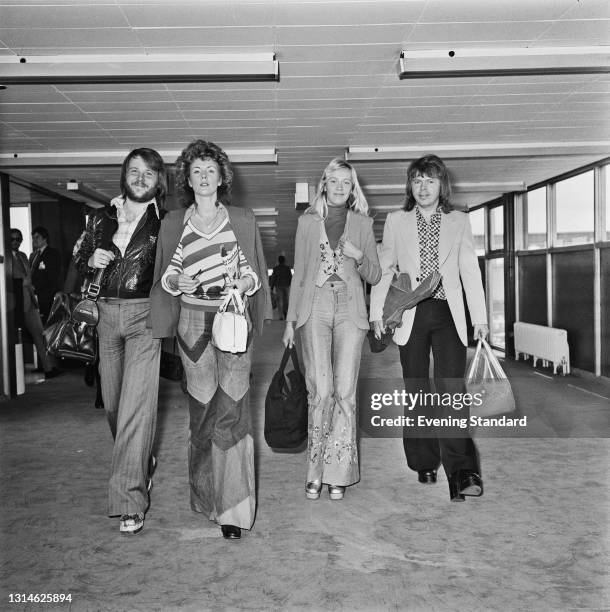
{"left": 489, "top": 205, "right": 504, "bottom": 251}
{"left": 468, "top": 208, "right": 485, "bottom": 256}
{"left": 487, "top": 258, "right": 505, "bottom": 349}
{"left": 525, "top": 187, "right": 547, "bottom": 250}
{"left": 555, "top": 170, "right": 594, "bottom": 246}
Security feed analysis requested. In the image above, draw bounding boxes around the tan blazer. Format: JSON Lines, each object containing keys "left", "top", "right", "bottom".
{"left": 369, "top": 208, "right": 487, "bottom": 346}
{"left": 287, "top": 210, "right": 381, "bottom": 330}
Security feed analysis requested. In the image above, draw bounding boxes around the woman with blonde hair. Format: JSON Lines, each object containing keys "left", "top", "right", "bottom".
{"left": 283, "top": 158, "right": 381, "bottom": 500}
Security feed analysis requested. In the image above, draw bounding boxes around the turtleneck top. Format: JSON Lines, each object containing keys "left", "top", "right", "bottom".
{"left": 324, "top": 203, "right": 348, "bottom": 250}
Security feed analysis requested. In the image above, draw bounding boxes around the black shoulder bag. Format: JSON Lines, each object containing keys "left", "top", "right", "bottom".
{"left": 45, "top": 268, "right": 102, "bottom": 364}
{"left": 264, "top": 346, "right": 308, "bottom": 451}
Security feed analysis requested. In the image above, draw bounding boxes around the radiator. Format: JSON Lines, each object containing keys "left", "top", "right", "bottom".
{"left": 513, "top": 322, "right": 570, "bottom": 375}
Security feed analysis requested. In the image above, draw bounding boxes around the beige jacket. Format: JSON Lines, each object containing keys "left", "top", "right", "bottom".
{"left": 370, "top": 208, "right": 487, "bottom": 346}
{"left": 286, "top": 210, "right": 381, "bottom": 330}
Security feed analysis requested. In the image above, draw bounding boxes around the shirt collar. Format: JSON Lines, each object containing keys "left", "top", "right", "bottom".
{"left": 111, "top": 195, "right": 159, "bottom": 221}
{"left": 416, "top": 205, "right": 441, "bottom": 222}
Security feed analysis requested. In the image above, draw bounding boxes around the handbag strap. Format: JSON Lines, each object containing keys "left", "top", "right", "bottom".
{"left": 84, "top": 267, "right": 104, "bottom": 302}
{"left": 217, "top": 288, "right": 246, "bottom": 315}
{"left": 278, "top": 345, "right": 302, "bottom": 377}
{"left": 466, "top": 338, "right": 483, "bottom": 381}
{"left": 481, "top": 338, "right": 508, "bottom": 380}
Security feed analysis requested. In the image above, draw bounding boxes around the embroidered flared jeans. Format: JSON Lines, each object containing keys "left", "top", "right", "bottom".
{"left": 299, "top": 281, "right": 366, "bottom": 487}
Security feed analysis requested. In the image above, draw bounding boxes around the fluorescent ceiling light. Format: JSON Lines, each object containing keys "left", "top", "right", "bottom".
{"left": 399, "top": 46, "right": 610, "bottom": 79}
{"left": 346, "top": 142, "right": 610, "bottom": 161}
{"left": 0, "top": 52, "right": 278, "bottom": 84}
{"left": 0, "top": 148, "right": 277, "bottom": 166}
{"left": 252, "top": 208, "right": 278, "bottom": 216}
{"left": 255, "top": 220, "right": 276, "bottom": 228}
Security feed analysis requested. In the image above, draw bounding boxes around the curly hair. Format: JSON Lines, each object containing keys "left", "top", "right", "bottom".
{"left": 307, "top": 157, "right": 370, "bottom": 219}
{"left": 174, "top": 139, "right": 233, "bottom": 207}
{"left": 404, "top": 154, "right": 454, "bottom": 214}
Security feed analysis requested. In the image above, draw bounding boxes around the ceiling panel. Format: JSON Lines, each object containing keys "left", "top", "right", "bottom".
{"left": 0, "top": 0, "right": 608, "bottom": 264}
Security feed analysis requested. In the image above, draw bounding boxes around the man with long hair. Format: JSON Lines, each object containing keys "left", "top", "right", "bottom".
{"left": 73, "top": 148, "right": 168, "bottom": 535}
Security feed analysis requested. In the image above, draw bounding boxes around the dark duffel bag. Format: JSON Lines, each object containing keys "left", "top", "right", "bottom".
{"left": 264, "top": 346, "right": 308, "bottom": 451}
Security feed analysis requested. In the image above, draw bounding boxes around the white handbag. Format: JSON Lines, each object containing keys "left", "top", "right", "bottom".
{"left": 211, "top": 289, "right": 248, "bottom": 354}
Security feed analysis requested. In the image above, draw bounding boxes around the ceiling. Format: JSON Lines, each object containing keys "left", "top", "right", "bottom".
{"left": 0, "top": 0, "right": 608, "bottom": 261}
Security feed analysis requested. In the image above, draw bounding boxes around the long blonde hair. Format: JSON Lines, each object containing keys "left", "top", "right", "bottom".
{"left": 306, "top": 158, "right": 370, "bottom": 219}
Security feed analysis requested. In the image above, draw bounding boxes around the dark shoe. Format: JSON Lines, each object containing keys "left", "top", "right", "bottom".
{"left": 458, "top": 470, "right": 483, "bottom": 497}
{"left": 44, "top": 367, "right": 63, "bottom": 379}
{"left": 221, "top": 525, "right": 241, "bottom": 539}
{"left": 417, "top": 470, "right": 437, "bottom": 484}
{"left": 448, "top": 473, "right": 466, "bottom": 502}
{"left": 120, "top": 513, "right": 144, "bottom": 535}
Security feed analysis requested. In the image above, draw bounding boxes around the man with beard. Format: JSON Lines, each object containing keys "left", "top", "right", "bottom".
{"left": 73, "top": 148, "right": 168, "bottom": 535}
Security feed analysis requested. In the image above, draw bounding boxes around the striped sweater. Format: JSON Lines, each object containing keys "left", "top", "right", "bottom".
{"left": 161, "top": 215, "right": 260, "bottom": 311}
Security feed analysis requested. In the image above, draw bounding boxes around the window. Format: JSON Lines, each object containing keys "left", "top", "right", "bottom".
{"left": 489, "top": 205, "right": 504, "bottom": 251}
{"left": 525, "top": 187, "right": 547, "bottom": 250}
{"left": 555, "top": 170, "right": 594, "bottom": 246}
{"left": 487, "top": 258, "right": 505, "bottom": 349}
{"left": 468, "top": 208, "right": 485, "bottom": 256}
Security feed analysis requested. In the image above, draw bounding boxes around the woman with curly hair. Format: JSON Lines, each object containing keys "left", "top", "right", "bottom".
{"left": 150, "top": 139, "right": 271, "bottom": 539}
{"left": 282, "top": 158, "right": 381, "bottom": 501}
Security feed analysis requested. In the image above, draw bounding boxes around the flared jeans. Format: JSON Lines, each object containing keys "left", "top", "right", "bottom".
{"left": 299, "top": 281, "right": 366, "bottom": 487}
{"left": 177, "top": 308, "right": 255, "bottom": 530}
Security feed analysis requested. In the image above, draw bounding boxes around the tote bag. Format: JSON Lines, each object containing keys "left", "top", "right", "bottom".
{"left": 465, "top": 338, "right": 516, "bottom": 417}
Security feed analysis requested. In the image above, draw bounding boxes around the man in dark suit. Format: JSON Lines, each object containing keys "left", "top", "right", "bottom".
{"left": 30, "top": 226, "right": 62, "bottom": 324}
{"left": 10, "top": 228, "right": 61, "bottom": 379}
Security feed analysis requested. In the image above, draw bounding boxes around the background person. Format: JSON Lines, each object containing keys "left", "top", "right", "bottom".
{"left": 73, "top": 147, "right": 167, "bottom": 535}
{"left": 151, "top": 139, "right": 271, "bottom": 541}
{"left": 9, "top": 228, "right": 61, "bottom": 379}
{"left": 29, "top": 226, "right": 62, "bottom": 324}
{"left": 370, "top": 154, "right": 489, "bottom": 502}
{"left": 282, "top": 158, "right": 381, "bottom": 501}
{"left": 270, "top": 255, "right": 292, "bottom": 320}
